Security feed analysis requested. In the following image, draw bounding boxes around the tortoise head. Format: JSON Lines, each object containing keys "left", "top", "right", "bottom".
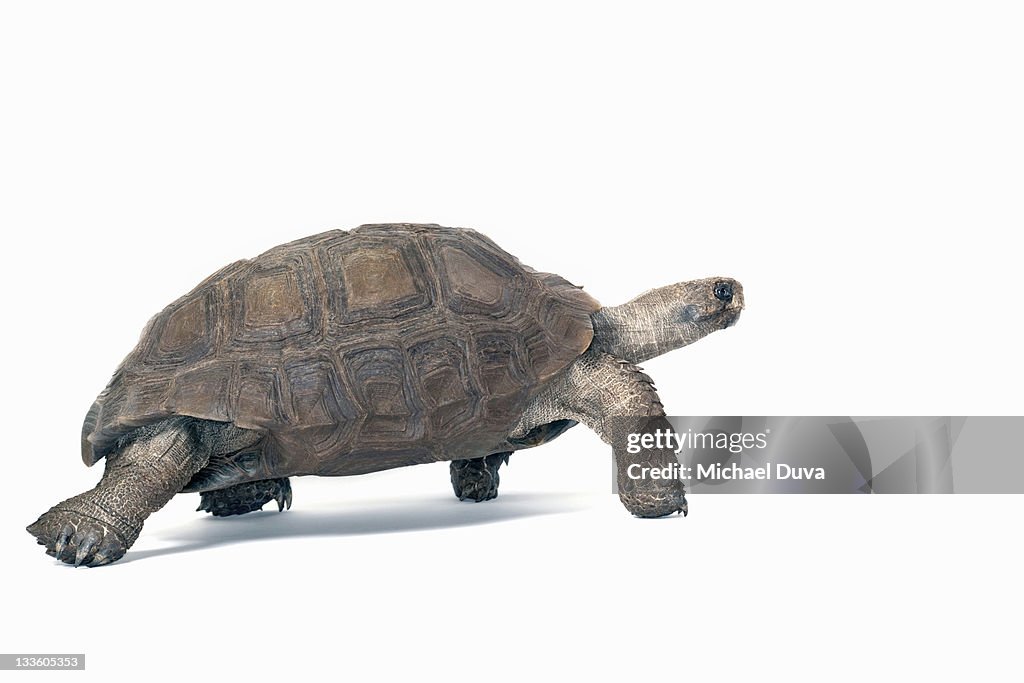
{"left": 666, "top": 276, "right": 744, "bottom": 331}
{"left": 591, "top": 277, "right": 744, "bottom": 364}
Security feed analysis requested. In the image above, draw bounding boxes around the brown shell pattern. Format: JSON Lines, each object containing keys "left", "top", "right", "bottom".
{"left": 82, "top": 224, "right": 599, "bottom": 479}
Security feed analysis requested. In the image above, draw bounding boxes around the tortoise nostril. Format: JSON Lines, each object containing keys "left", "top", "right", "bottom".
{"left": 713, "top": 281, "right": 733, "bottom": 303}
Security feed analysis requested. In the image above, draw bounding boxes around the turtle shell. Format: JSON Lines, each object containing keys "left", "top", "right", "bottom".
{"left": 82, "top": 224, "right": 599, "bottom": 484}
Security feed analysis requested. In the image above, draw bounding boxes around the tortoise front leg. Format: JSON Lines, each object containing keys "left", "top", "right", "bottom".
{"left": 520, "top": 350, "right": 688, "bottom": 518}
{"left": 451, "top": 452, "right": 511, "bottom": 502}
{"left": 27, "top": 417, "right": 211, "bottom": 566}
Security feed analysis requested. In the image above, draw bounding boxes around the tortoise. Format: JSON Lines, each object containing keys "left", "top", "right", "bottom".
{"left": 28, "top": 223, "right": 744, "bottom": 566}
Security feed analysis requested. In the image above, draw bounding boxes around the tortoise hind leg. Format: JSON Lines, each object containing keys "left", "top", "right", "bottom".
{"left": 197, "top": 478, "right": 292, "bottom": 517}
{"left": 27, "top": 417, "right": 212, "bottom": 566}
{"left": 451, "top": 453, "right": 510, "bottom": 502}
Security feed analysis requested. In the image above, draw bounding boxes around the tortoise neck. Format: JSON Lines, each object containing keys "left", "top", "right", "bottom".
{"left": 590, "top": 290, "right": 712, "bottom": 364}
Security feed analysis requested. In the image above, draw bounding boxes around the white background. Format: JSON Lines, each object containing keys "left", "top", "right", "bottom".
{"left": 1, "top": 2, "right": 1021, "bottom": 681}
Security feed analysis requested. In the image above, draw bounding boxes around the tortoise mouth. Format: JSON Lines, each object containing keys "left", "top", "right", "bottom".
{"left": 712, "top": 308, "right": 741, "bottom": 329}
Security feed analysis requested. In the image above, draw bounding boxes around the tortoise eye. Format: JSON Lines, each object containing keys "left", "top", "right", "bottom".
{"left": 713, "top": 282, "right": 733, "bottom": 303}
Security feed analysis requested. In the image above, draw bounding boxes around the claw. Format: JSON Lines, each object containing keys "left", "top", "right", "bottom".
{"left": 54, "top": 523, "right": 74, "bottom": 561}
{"left": 75, "top": 531, "right": 100, "bottom": 567}
{"left": 274, "top": 481, "right": 292, "bottom": 511}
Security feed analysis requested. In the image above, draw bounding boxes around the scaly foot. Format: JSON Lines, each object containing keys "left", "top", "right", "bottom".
{"left": 27, "top": 505, "right": 130, "bottom": 567}
{"left": 197, "top": 478, "right": 292, "bottom": 517}
{"left": 451, "top": 453, "right": 509, "bottom": 502}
